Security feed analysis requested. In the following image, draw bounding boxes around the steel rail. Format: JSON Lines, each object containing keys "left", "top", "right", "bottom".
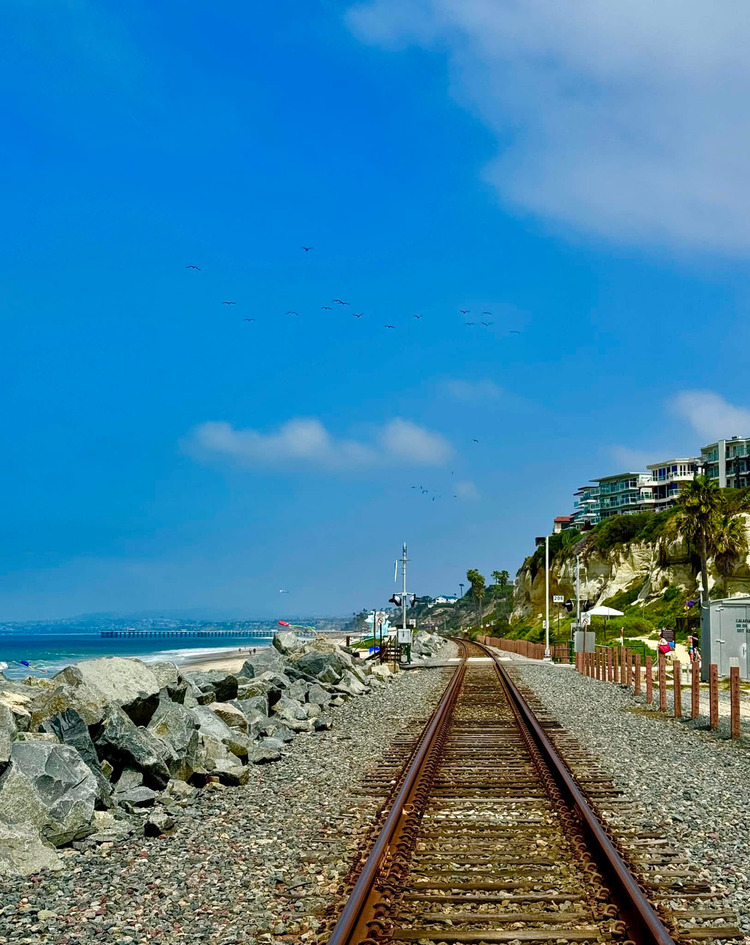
{"left": 481, "top": 642, "right": 676, "bottom": 945}
{"left": 325, "top": 644, "right": 468, "bottom": 945}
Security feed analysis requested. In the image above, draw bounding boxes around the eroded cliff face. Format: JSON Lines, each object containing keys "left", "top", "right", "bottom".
{"left": 511, "top": 517, "right": 750, "bottom": 624}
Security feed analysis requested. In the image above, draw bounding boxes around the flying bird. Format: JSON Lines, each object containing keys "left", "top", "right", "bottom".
{"left": 482, "top": 311, "right": 492, "bottom": 315}
{"left": 384, "top": 324, "right": 395, "bottom": 329}
{"left": 465, "top": 321, "right": 476, "bottom": 326}
{"left": 321, "top": 306, "right": 332, "bottom": 310}
{"left": 509, "top": 330, "right": 521, "bottom": 334}
{"left": 459, "top": 309, "right": 470, "bottom": 315}
{"left": 185, "top": 265, "right": 201, "bottom": 270}
{"left": 301, "top": 246, "right": 313, "bottom": 252}
{"left": 353, "top": 312, "right": 364, "bottom": 318}
{"left": 332, "top": 299, "right": 349, "bottom": 305}
{"left": 243, "top": 318, "right": 256, "bottom": 322}
{"left": 473, "top": 439, "right": 479, "bottom": 444}
{"left": 413, "top": 314, "right": 423, "bottom": 320}
{"left": 481, "top": 321, "right": 493, "bottom": 327}
{"left": 223, "top": 301, "right": 237, "bottom": 306}
{"left": 285, "top": 311, "right": 299, "bottom": 315}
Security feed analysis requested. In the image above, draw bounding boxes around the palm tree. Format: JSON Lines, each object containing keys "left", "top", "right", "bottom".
{"left": 713, "top": 512, "right": 748, "bottom": 596}
{"left": 499, "top": 570, "right": 510, "bottom": 588}
{"left": 492, "top": 570, "right": 502, "bottom": 585}
{"left": 669, "top": 476, "right": 748, "bottom": 601}
{"left": 669, "top": 476, "right": 722, "bottom": 602}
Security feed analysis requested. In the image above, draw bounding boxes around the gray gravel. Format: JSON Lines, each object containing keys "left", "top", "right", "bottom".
{"left": 0, "top": 658, "right": 453, "bottom": 945}
{"left": 510, "top": 660, "right": 750, "bottom": 936}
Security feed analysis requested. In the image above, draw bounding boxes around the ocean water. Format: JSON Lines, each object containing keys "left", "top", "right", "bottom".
{"left": 0, "top": 628, "right": 274, "bottom": 679}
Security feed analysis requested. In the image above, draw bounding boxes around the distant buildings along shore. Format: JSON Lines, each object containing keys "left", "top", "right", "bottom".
{"left": 559, "top": 436, "right": 750, "bottom": 530}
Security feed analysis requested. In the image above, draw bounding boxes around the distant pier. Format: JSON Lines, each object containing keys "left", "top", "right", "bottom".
{"left": 100, "top": 629, "right": 273, "bottom": 639}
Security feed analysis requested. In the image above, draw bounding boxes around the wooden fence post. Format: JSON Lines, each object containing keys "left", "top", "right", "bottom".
{"left": 626, "top": 649, "right": 632, "bottom": 687}
{"left": 613, "top": 648, "right": 619, "bottom": 684}
{"left": 646, "top": 656, "right": 653, "bottom": 704}
{"left": 673, "top": 659, "right": 682, "bottom": 718}
{"left": 730, "top": 666, "right": 740, "bottom": 739}
{"left": 691, "top": 659, "right": 700, "bottom": 719}
{"left": 658, "top": 656, "right": 667, "bottom": 712}
{"left": 634, "top": 654, "right": 641, "bottom": 696}
{"left": 709, "top": 663, "right": 719, "bottom": 730}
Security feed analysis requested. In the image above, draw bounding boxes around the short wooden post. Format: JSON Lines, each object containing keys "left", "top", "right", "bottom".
{"left": 634, "top": 654, "right": 641, "bottom": 695}
{"left": 691, "top": 660, "right": 700, "bottom": 719}
{"left": 673, "top": 659, "right": 682, "bottom": 718}
{"left": 658, "top": 655, "right": 667, "bottom": 712}
{"left": 730, "top": 666, "right": 740, "bottom": 739}
{"left": 625, "top": 649, "right": 632, "bottom": 687}
{"left": 646, "top": 656, "right": 653, "bottom": 704}
{"left": 613, "top": 647, "right": 619, "bottom": 683}
{"left": 709, "top": 663, "right": 719, "bottom": 729}
{"left": 606, "top": 647, "right": 612, "bottom": 682}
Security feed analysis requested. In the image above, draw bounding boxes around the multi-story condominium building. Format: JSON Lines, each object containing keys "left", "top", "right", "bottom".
{"left": 646, "top": 458, "right": 701, "bottom": 511}
{"left": 701, "top": 437, "right": 750, "bottom": 489}
{"left": 596, "top": 472, "right": 655, "bottom": 519}
{"left": 571, "top": 484, "right": 601, "bottom": 527}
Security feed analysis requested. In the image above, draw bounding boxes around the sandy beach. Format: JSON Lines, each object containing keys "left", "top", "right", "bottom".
{"left": 176, "top": 645, "right": 265, "bottom": 675}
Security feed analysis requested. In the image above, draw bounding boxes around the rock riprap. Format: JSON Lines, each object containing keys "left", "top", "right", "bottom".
{"left": 0, "top": 630, "right": 445, "bottom": 877}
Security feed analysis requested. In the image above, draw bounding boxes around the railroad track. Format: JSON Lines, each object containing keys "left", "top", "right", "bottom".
{"left": 319, "top": 639, "right": 742, "bottom": 945}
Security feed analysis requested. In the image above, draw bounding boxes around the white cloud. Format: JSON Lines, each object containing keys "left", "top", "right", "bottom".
{"left": 455, "top": 479, "right": 480, "bottom": 500}
{"left": 443, "top": 379, "right": 501, "bottom": 402}
{"left": 347, "top": 0, "right": 750, "bottom": 254}
{"left": 608, "top": 446, "right": 657, "bottom": 472}
{"left": 670, "top": 391, "right": 750, "bottom": 442}
{"left": 188, "top": 417, "right": 453, "bottom": 471}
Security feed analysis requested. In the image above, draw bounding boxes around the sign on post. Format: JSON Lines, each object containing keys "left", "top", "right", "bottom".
{"left": 581, "top": 613, "right": 591, "bottom": 628}
{"left": 553, "top": 595, "right": 564, "bottom": 603}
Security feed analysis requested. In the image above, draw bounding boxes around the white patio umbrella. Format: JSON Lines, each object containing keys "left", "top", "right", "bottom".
{"left": 587, "top": 605, "right": 624, "bottom": 617}
{"left": 586, "top": 605, "right": 624, "bottom": 642}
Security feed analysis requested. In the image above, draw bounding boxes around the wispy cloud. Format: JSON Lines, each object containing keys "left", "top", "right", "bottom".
{"left": 455, "top": 479, "right": 480, "bottom": 501}
{"left": 347, "top": 0, "right": 750, "bottom": 255}
{"left": 608, "top": 446, "right": 658, "bottom": 472}
{"left": 443, "top": 379, "right": 501, "bottom": 403}
{"left": 187, "top": 417, "right": 453, "bottom": 471}
{"left": 670, "top": 391, "right": 750, "bottom": 442}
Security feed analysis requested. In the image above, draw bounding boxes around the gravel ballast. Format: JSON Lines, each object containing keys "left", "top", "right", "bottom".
{"left": 509, "top": 659, "right": 750, "bottom": 935}
{"left": 0, "top": 658, "right": 453, "bottom": 945}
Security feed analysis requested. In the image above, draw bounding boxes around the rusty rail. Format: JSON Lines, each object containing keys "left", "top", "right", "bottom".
{"left": 325, "top": 642, "right": 467, "bottom": 945}
{"left": 483, "top": 644, "right": 675, "bottom": 945}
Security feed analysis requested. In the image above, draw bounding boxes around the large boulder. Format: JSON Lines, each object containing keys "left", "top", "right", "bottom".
{"left": 40, "top": 709, "right": 113, "bottom": 804}
{"left": 237, "top": 671, "right": 290, "bottom": 709}
{"left": 234, "top": 690, "right": 270, "bottom": 716}
{"left": 0, "top": 743, "right": 98, "bottom": 846}
{"left": 271, "top": 697, "right": 314, "bottom": 733}
{"left": 92, "top": 706, "right": 170, "bottom": 789}
{"left": 149, "top": 662, "right": 188, "bottom": 703}
{"left": 272, "top": 631, "right": 303, "bottom": 657}
{"left": 306, "top": 683, "right": 332, "bottom": 708}
{"left": 1, "top": 703, "right": 15, "bottom": 769}
{"left": 0, "top": 687, "right": 33, "bottom": 732}
{"left": 0, "top": 822, "right": 62, "bottom": 876}
{"left": 209, "top": 702, "right": 248, "bottom": 733}
{"left": 240, "top": 648, "right": 287, "bottom": 678}
{"left": 147, "top": 702, "right": 202, "bottom": 782}
{"left": 247, "top": 737, "right": 283, "bottom": 764}
{"left": 199, "top": 735, "right": 248, "bottom": 785}
{"left": 290, "top": 649, "right": 347, "bottom": 684}
{"left": 31, "top": 658, "right": 163, "bottom": 728}
{"left": 186, "top": 671, "right": 238, "bottom": 703}
{"left": 191, "top": 706, "right": 250, "bottom": 758}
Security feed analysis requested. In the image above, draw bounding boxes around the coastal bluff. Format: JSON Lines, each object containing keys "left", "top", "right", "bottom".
{"left": 0, "top": 630, "right": 445, "bottom": 877}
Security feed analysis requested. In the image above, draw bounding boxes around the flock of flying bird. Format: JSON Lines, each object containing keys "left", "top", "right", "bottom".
{"left": 185, "top": 247, "right": 516, "bottom": 504}
{"left": 184, "top": 250, "right": 522, "bottom": 334}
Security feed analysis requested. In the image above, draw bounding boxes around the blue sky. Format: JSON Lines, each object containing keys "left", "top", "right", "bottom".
{"left": 3, "top": 0, "right": 750, "bottom": 620}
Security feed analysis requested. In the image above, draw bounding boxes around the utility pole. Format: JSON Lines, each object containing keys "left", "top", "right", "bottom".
{"left": 459, "top": 582, "right": 464, "bottom": 599}
{"left": 576, "top": 553, "right": 581, "bottom": 628}
{"left": 401, "top": 542, "right": 408, "bottom": 638}
{"left": 545, "top": 535, "right": 551, "bottom": 659}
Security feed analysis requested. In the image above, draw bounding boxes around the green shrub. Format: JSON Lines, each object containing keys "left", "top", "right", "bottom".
{"left": 662, "top": 585, "right": 680, "bottom": 602}
{"left": 607, "top": 614, "right": 657, "bottom": 637}
{"left": 604, "top": 580, "right": 643, "bottom": 611}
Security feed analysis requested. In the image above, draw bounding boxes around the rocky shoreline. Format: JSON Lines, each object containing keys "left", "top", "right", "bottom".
{"left": 0, "top": 629, "right": 448, "bottom": 883}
